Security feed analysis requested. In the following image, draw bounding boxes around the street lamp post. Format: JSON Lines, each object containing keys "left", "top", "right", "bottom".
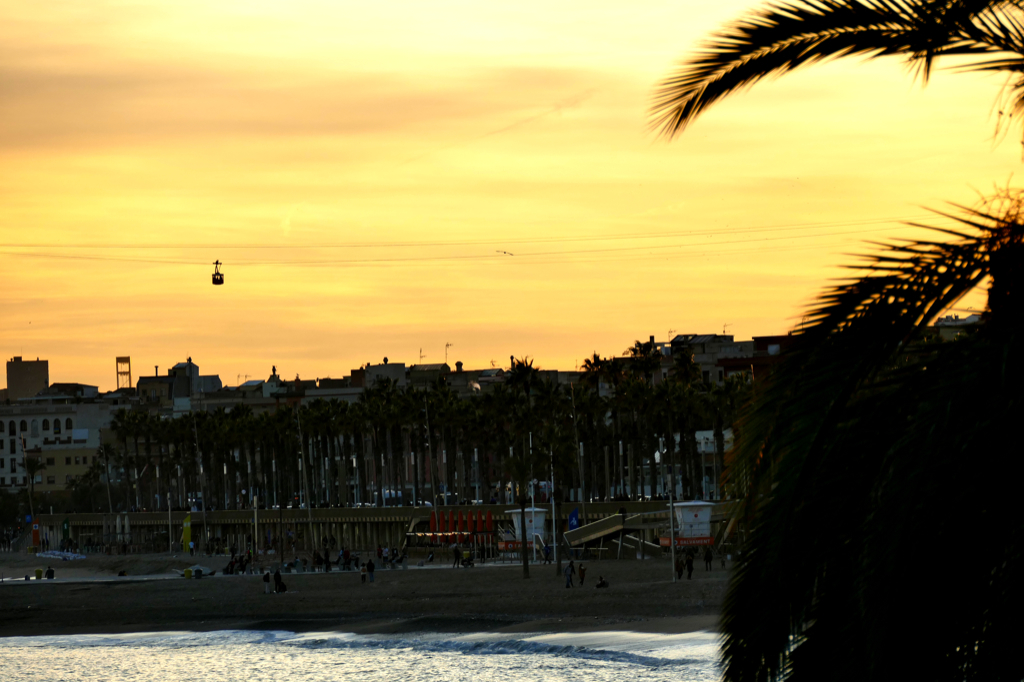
{"left": 167, "top": 492, "right": 172, "bottom": 553}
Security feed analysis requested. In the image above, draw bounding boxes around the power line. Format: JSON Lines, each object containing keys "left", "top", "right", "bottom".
{"left": 0, "top": 224, "right": 919, "bottom": 267}
{"left": 0, "top": 214, "right": 952, "bottom": 251}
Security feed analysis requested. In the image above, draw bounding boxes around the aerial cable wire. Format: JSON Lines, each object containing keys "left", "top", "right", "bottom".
{"left": 0, "top": 214, "right": 953, "bottom": 251}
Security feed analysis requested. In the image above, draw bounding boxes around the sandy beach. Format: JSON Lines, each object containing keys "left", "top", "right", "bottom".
{"left": 0, "top": 552, "right": 725, "bottom": 638}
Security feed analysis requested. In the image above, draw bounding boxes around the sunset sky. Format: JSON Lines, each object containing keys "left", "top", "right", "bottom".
{"left": 2, "top": 0, "right": 1015, "bottom": 391}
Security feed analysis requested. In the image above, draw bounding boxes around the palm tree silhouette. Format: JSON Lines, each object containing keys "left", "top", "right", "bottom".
{"left": 654, "top": 2, "right": 1024, "bottom": 679}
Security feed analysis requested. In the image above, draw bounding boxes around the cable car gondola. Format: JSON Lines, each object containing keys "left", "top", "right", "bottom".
{"left": 212, "top": 260, "right": 224, "bottom": 286}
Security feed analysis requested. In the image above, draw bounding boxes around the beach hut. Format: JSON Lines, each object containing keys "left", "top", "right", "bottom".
{"left": 506, "top": 508, "right": 547, "bottom": 544}
{"left": 660, "top": 501, "right": 715, "bottom": 547}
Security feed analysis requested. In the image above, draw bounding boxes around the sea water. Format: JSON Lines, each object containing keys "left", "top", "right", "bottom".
{"left": 0, "top": 629, "right": 721, "bottom": 681}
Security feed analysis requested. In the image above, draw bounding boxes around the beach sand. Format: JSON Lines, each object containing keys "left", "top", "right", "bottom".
{"left": 0, "top": 552, "right": 725, "bottom": 637}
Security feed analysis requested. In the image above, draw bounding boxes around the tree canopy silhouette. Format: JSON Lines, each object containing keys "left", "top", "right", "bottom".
{"left": 654, "top": 1, "right": 1024, "bottom": 680}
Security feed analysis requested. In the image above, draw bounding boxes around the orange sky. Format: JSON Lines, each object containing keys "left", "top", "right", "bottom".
{"left": 1, "top": 0, "right": 1012, "bottom": 390}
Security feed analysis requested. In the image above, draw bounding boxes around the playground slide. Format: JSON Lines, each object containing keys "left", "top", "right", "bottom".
{"left": 563, "top": 514, "right": 626, "bottom": 547}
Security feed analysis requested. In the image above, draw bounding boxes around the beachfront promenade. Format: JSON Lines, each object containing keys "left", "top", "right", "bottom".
{"left": 29, "top": 501, "right": 737, "bottom": 558}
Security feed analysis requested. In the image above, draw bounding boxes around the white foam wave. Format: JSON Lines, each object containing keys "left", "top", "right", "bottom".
{"left": 282, "top": 633, "right": 692, "bottom": 667}
{"left": 0, "top": 629, "right": 714, "bottom": 670}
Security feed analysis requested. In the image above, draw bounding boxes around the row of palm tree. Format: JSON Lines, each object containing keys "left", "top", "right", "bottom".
{"left": 68, "top": 350, "right": 749, "bottom": 518}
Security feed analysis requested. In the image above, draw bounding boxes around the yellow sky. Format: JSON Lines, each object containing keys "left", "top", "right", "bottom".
{"left": 1, "top": 0, "right": 1013, "bottom": 390}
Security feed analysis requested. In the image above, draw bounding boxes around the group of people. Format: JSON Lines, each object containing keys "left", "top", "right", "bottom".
{"left": 222, "top": 551, "right": 254, "bottom": 575}
{"left": 264, "top": 568, "right": 287, "bottom": 593}
{"left": 562, "top": 560, "right": 609, "bottom": 588}
{"left": 675, "top": 546, "right": 715, "bottom": 580}
{"left": 449, "top": 543, "right": 474, "bottom": 568}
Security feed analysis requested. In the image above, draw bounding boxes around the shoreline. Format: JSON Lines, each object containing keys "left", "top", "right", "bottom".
{"left": 0, "top": 554, "right": 725, "bottom": 639}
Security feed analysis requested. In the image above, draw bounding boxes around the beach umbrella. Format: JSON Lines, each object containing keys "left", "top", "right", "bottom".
{"left": 124, "top": 515, "right": 131, "bottom": 544}
{"left": 438, "top": 511, "right": 447, "bottom": 533}
{"left": 476, "top": 510, "right": 485, "bottom": 533}
{"left": 448, "top": 510, "right": 457, "bottom": 535}
{"left": 486, "top": 510, "right": 493, "bottom": 532}
{"left": 460, "top": 511, "right": 468, "bottom": 533}
{"left": 429, "top": 511, "right": 437, "bottom": 533}
{"left": 115, "top": 514, "right": 122, "bottom": 542}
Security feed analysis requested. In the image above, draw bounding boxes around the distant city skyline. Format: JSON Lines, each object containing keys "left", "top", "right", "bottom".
{"left": 5, "top": 329, "right": 749, "bottom": 393}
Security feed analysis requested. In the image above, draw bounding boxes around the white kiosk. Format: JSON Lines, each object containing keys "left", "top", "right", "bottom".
{"left": 504, "top": 507, "right": 548, "bottom": 552}
{"left": 660, "top": 500, "right": 715, "bottom": 547}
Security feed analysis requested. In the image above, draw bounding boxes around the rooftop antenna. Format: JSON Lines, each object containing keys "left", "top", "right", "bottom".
{"left": 419, "top": 348, "right": 426, "bottom": 362}
{"left": 445, "top": 342, "right": 454, "bottom": 364}
{"left": 667, "top": 329, "right": 676, "bottom": 340}
{"left": 723, "top": 322, "right": 732, "bottom": 335}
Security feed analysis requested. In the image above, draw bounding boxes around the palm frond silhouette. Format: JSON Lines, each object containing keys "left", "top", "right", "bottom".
{"left": 653, "top": 2, "right": 1024, "bottom": 680}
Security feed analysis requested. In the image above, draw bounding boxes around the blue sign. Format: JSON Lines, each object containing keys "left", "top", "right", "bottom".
{"left": 568, "top": 507, "right": 580, "bottom": 530}
{"left": 25, "top": 515, "right": 32, "bottom": 523}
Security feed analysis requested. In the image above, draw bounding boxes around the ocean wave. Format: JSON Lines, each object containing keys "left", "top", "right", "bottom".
{"left": 282, "top": 633, "right": 693, "bottom": 667}
{"left": 0, "top": 630, "right": 706, "bottom": 669}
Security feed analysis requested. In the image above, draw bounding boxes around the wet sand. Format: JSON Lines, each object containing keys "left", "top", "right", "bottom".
{"left": 0, "top": 553, "right": 725, "bottom": 637}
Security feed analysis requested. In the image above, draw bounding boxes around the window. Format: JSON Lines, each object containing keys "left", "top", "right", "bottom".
{"left": 66, "top": 474, "right": 73, "bottom": 483}
{"left": 718, "top": 369, "right": 724, "bottom": 382}
{"left": 0, "top": 440, "right": 3, "bottom": 451}
{"left": 53, "top": 420, "right": 61, "bottom": 435}
{"left": 65, "top": 418, "right": 73, "bottom": 430}
{"left": 65, "top": 457, "right": 71, "bottom": 465}
{"left": 75, "top": 456, "right": 80, "bottom": 465}
{"left": 0, "top": 458, "right": 3, "bottom": 468}
{"left": 0, "top": 421, "right": 3, "bottom": 434}
{"left": 8, "top": 453, "right": 14, "bottom": 471}
{"left": 0, "top": 477, "right": 4, "bottom": 486}
{"left": 46, "top": 457, "right": 55, "bottom": 466}
{"left": 42, "top": 419, "right": 49, "bottom": 431}
{"left": 20, "top": 420, "right": 27, "bottom": 432}
{"left": 34, "top": 474, "right": 42, "bottom": 484}
{"left": 31, "top": 419, "right": 39, "bottom": 437}
{"left": 7, "top": 422, "right": 14, "bottom": 435}
{"left": 46, "top": 475, "right": 55, "bottom": 485}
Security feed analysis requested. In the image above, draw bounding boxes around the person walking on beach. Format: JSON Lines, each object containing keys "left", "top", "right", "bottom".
{"left": 360, "top": 563, "right": 367, "bottom": 584}
{"left": 451, "top": 542, "right": 460, "bottom": 568}
{"left": 367, "top": 558, "right": 376, "bottom": 583}
{"left": 578, "top": 563, "right": 586, "bottom": 586}
{"left": 564, "top": 560, "right": 576, "bottom": 588}
{"left": 685, "top": 552, "right": 694, "bottom": 580}
{"left": 263, "top": 570, "right": 271, "bottom": 594}
{"left": 703, "top": 546, "right": 713, "bottom": 571}
{"left": 273, "top": 568, "right": 283, "bottom": 593}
